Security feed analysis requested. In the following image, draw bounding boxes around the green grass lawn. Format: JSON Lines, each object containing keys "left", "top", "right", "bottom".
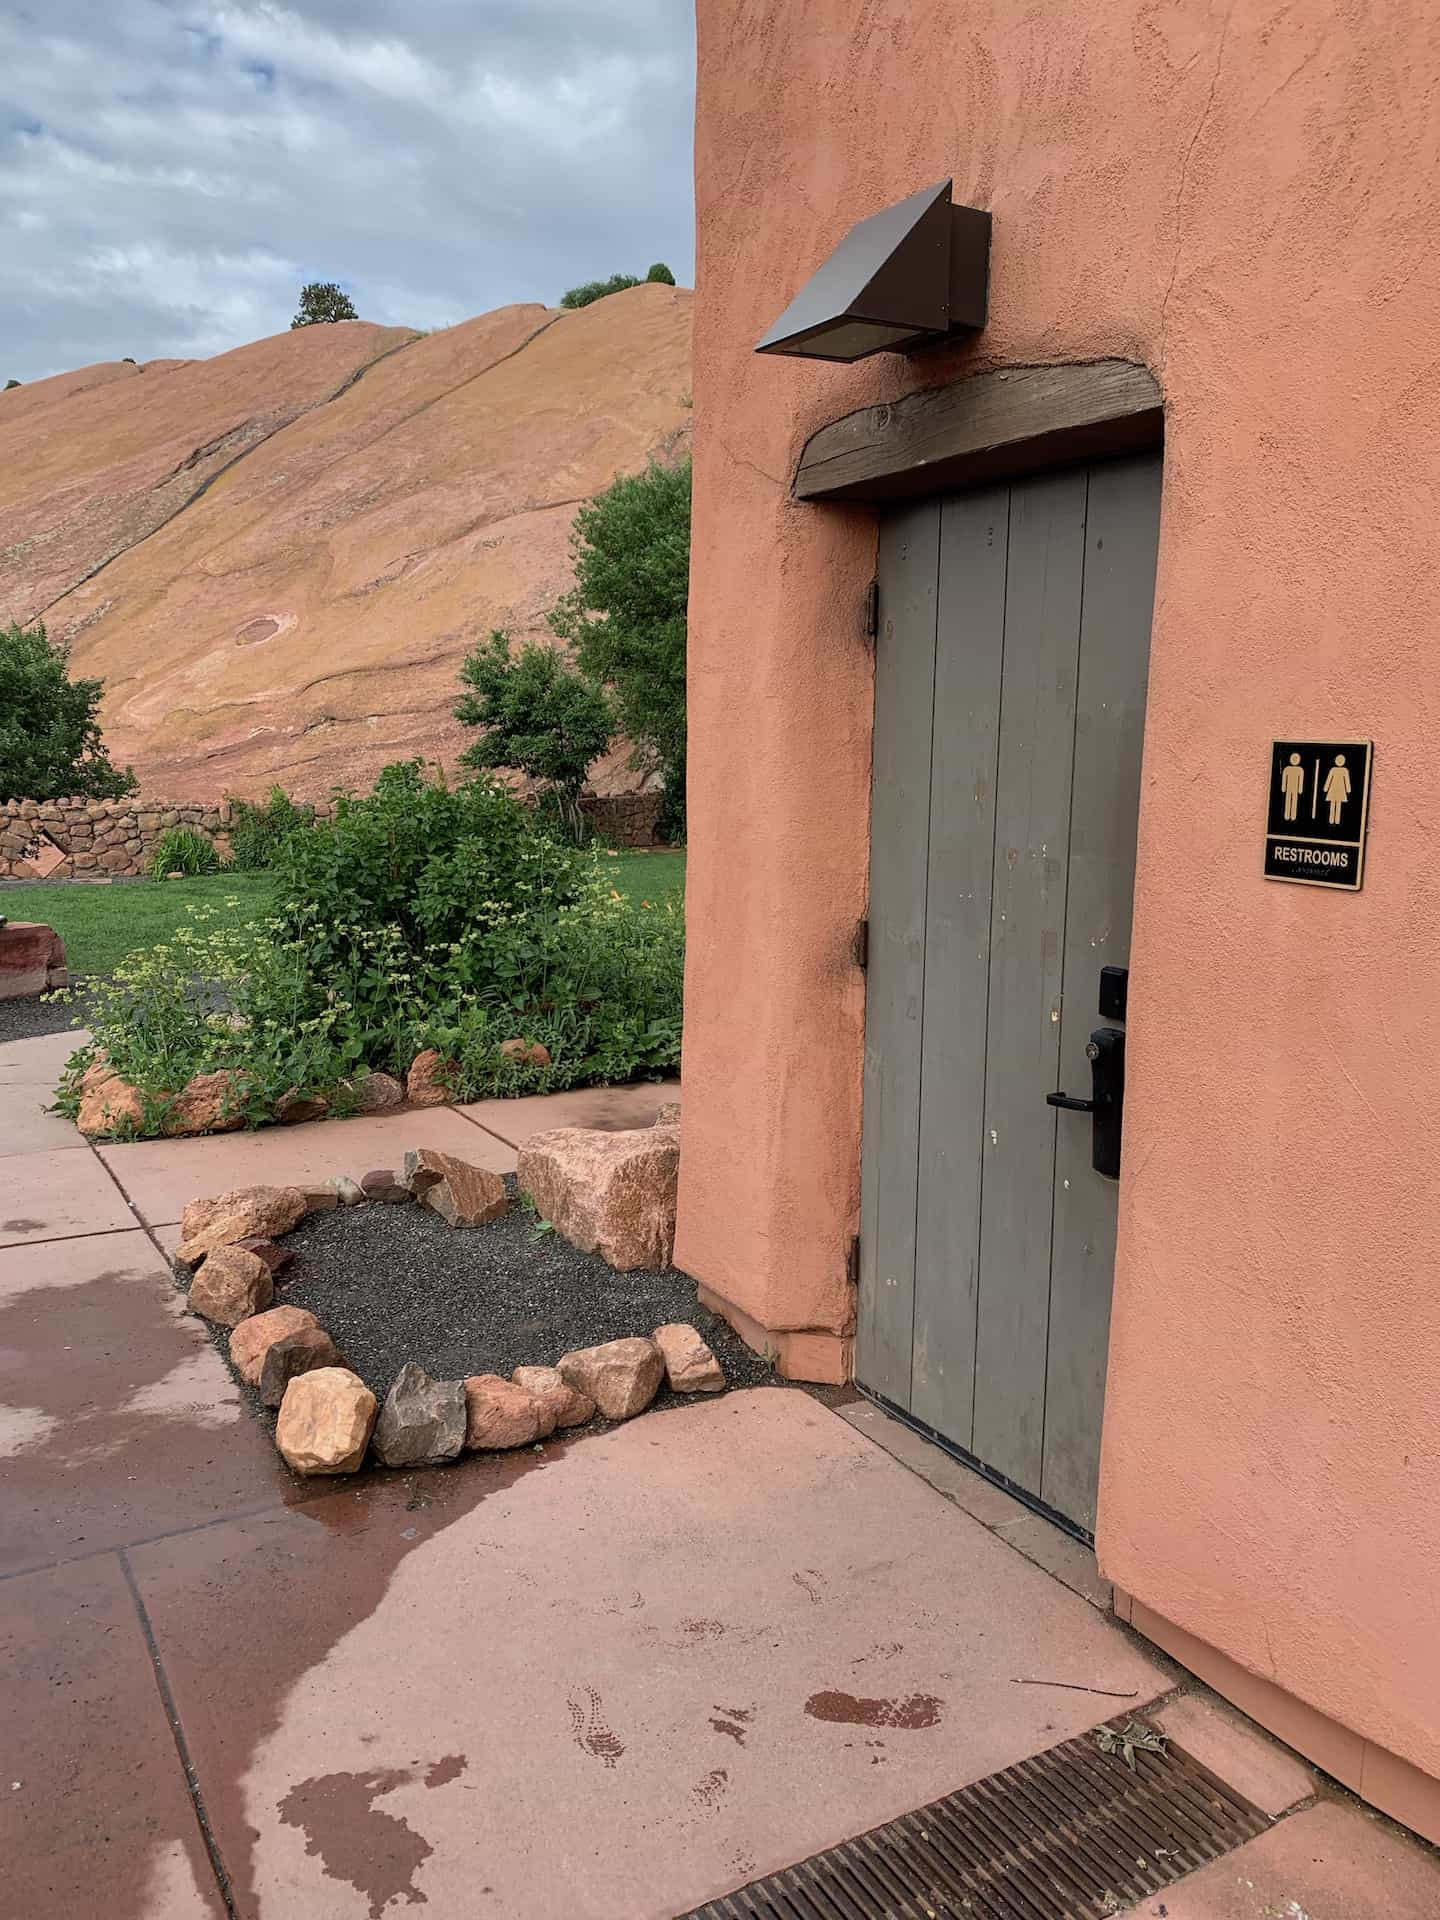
{"left": 3, "top": 873, "right": 276, "bottom": 977}
{"left": 605, "top": 848, "right": 686, "bottom": 906}
{"left": 5, "top": 850, "right": 685, "bottom": 977}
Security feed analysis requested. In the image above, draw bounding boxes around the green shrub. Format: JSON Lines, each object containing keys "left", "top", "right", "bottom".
{"left": 227, "top": 785, "right": 316, "bottom": 870}
{"left": 147, "top": 827, "right": 221, "bottom": 879}
{"left": 550, "top": 458, "right": 689, "bottom": 838}
{"left": 645, "top": 263, "right": 676, "bottom": 285}
{"left": 454, "top": 631, "right": 613, "bottom": 841}
{"left": 0, "top": 621, "right": 137, "bottom": 803}
{"left": 56, "top": 763, "right": 684, "bottom": 1136}
{"left": 560, "top": 273, "right": 641, "bottom": 310}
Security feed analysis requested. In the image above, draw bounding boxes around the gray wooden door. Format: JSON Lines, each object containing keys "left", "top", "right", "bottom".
{"left": 857, "top": 452, "right": 1161, "bottom": 1536}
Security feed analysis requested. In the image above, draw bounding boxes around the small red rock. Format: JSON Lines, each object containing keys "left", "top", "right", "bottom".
{"left": 351, "top": 1070, "right": 405, "bottom": 1113}
{"left": 261, "top": 1327, "right": 343, "bottom": 1408}
{"left": 237, "top": 1236, "right": 293, "bottom": 1278}
{"left": 463, "top": 1374, "right": 548, "bottom": 1449}
{"left": 360, "top": 1168, "right": 411, "bottom": 1204}
{"left": 229, "top": 1305, "right": 318, "bottom": 1386}
{"left": 512, "top": 1364, "right": 595, "bottom": 1429}
{"left": 277, "top": 1088, "right": 328, "bottom": 1125}
{"left": 76, "top": 1074, "right": 146, "bottom": 1138}
{"left": 164, "top": 1069, "right": 248, "bottom": 1137}
{"left": 557, "top": 1337, "right": 664, "bottom": 1421}
{"left": 188, "top": 1244, "right": 273, "bottom": 1327}
{"left": 499, "top": 1038, "right": 551, "bottom": 1067}
{"left": 275, "top": 1367, "right": 375, "bottom": 1474}
{"left": 406, "top": 1048, "right": 457, "bottom": 1107}
{"left": 653, "top": 1323, "right": 726, "bottom": 1394}
{"left": 403, "top": 1148, "right": 508, "bottom": 1226}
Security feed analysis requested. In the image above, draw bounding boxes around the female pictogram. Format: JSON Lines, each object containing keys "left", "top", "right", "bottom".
{"left": 1323, "top": 753, "right": 1352, "bottom": 826}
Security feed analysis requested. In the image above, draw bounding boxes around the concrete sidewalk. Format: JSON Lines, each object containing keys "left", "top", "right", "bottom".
{"left": 3, "top": 1030, "right": 1438, "bottom": 1917}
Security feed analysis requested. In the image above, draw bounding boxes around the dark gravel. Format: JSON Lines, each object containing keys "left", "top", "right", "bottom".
{"left": 0, "top": 986, "right": 95, "bottom": 1045}
{"left": 190, "top": 1179, "right": 801, "bottom": 1420}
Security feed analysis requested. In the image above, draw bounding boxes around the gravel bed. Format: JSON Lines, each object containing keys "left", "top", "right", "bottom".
{"left": 190, "top": 1180, "right": 816, "bottom": 1424}
{"left": 0, "top": 987, "right": 95, "bottom": 1045}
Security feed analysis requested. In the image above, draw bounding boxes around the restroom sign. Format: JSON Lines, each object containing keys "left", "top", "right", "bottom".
{"left": 1264, "top": 739, "right": 1372, "bottom": 890}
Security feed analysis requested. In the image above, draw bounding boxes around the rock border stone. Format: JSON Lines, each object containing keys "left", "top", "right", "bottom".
{"left": 179, "top": 1133, "right": 722, "bottom": 1480}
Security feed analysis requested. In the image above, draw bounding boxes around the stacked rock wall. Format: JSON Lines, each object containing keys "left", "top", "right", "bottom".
{"left": 1, "top": 789, "right": 665, "bottom": 880}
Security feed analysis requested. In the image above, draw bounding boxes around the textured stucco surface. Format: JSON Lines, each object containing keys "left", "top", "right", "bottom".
{"left": 680, "top": 0, "right": 1440, "bottom": 1786}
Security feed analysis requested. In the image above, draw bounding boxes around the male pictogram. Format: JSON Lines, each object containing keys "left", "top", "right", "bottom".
{"left": 1279, "top": 752, "right": 1305, "bottom": 822}
{"left": 1324, "top": 753, "right": 1352, "bottom": 826}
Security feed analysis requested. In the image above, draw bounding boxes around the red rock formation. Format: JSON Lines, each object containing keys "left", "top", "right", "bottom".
{"left": 2, "top": 288, "right": 691, "bottom": 801}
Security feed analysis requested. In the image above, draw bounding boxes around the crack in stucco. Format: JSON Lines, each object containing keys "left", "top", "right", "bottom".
{"left": 1159, "top": 7, "right": 1235, "bottom": 356}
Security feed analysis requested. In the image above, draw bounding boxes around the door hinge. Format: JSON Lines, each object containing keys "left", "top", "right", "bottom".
{"left": 852, "top": 917, "right": 869, "bottom": 969}
{"left": 846, "top": 1234, "right": 861, "bottom": 1288}
{"left": 864, "top": 577, "right": 879, "bottom": 639}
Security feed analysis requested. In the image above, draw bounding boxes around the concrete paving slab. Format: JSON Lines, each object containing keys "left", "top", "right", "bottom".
{"left": 0, "top": 1229, "right": 296, "bottom": 1576}
{"left": 0, "top": 1080, "right": 86, "bottom": 1156}
{"left": 0, "top": 1552, "right": 225, "bottom": 1919}
{"left": 100, "top": 1105, "right": 516, "bottom": 1227}
{"left": 837, "top": 1397, "right": 1111, "bottom": 1607}
{"left": 129, "top": 1388, "right": 1167, "bottom": 1920}
{"left": 0, "top": 1141, "right": 136, "bottom": 1246}
{"left": 0, "top": 1028, "right": 87, "bottom": 1086}
{"left": 1134, "top": 1798, "right": 1440, "bottom": 1917}
{"left": 459, "top": 1077, "right": 679, "bottom": 1147}
{"left": 1154, "top": 1690, "right": 1317, "bottom": 1819}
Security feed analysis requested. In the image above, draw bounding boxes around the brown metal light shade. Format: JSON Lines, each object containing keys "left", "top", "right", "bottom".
{"left": 755, "top": 180, "right": 991, "bottom": 363}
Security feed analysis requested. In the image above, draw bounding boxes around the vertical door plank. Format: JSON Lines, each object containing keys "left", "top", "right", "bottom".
{"left": 911, "top": 487, "right": 1009, "bottom": 1440}
{"left": 970, "top": 468, "right": 1088, "bottom": 1493}
{"left": 857, "top": 502, "right": 941, "bottom": 1406}
{"left": 1042, "top": 453, "right": 1163, "bottom": 1531}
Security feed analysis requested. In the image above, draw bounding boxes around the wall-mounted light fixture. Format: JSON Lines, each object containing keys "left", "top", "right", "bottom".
{"left": 755, "top": 179, "right": 991, "bottom": 364}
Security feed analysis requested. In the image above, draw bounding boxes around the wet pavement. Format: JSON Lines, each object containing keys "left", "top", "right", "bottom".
{"left": 4, "top": 1030, "right": 1439, "bottom": 1917}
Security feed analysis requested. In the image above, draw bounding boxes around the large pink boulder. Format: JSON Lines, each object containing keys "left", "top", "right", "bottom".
{"left": 516, "top": 1124, "right": 680, "bottom": 1271}
{"left": 0, "top": 922, "right": 67, "bottom": 999}
{"left": 177, "top": 1184, "right": 306, "bottom": 1264}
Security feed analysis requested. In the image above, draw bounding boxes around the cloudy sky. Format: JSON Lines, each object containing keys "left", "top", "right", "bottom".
{"left": 0, "top": 0, "right": 696, "bottom": 382}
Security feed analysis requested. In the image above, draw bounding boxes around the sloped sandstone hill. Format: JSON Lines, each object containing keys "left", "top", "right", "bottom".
{"left": 0, "top": 286, "right": 691, "bottom": 800}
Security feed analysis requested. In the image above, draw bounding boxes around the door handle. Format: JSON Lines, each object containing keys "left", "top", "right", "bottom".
{"left": 1047, "top": 1026, "right": 1126, "bottom": 1179}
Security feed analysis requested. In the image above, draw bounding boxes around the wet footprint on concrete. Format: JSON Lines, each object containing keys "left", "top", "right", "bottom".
{"left": 567, "top": 1685, "right": 626, "bottom": 1767}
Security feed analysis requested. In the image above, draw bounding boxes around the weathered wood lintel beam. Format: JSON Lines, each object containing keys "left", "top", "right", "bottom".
{"left": 793, "top": 360, "right": 1163, "bottom": 504}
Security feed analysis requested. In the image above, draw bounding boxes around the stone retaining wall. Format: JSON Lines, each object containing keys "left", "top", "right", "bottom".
{"left": 1, "top": 788, "right": 666, "bottom": 880}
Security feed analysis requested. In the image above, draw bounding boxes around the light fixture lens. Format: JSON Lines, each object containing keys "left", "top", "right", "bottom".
{"left": 776, "top": 320, "right": 926, "bottom": 362}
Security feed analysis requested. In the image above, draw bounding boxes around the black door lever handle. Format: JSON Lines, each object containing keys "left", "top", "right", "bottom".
{"left": 1046, "top": 1092, "right": 1094, "bottom": 1113}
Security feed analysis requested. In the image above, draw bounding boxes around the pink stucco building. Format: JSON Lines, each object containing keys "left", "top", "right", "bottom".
{"left": 677, "top": 0, "right": 1440, "bottom": 1848}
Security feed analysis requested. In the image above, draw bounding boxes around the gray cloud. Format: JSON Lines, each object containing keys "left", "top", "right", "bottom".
{"left": 0, "top": 0, "right": 695, "bottom": 380}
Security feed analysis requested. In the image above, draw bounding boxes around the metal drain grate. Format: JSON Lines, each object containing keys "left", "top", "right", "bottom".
{"left": 680, "top": 1715, "right": 1270, "bottom": 1919}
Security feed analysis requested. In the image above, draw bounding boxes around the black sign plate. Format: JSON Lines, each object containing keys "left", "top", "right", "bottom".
{"left": 1264, "top": 739, "right": 1372, "bottom": 890}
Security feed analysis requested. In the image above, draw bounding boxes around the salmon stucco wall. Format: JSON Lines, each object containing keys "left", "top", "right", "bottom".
{"left": 681, "top": 0, "right": 1440, "bottom": 1792}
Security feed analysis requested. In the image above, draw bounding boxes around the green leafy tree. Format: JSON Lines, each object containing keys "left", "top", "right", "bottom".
{"left": 455, "top": 632, "right": 614, "bottom": 840}
{"left": 645, "top": 262, "right": 676, "bottom": 285}
{"left": 560, "top": 272, "right": 641, "bottom": 310}
{"left": 550, "top": 458, "right": 689, "bottom": 836}
{"left": 291, "top": 281, "right": 359, "bottom": 327}
{"left": 0, "top": 621, "right": 137, "bottom": 802}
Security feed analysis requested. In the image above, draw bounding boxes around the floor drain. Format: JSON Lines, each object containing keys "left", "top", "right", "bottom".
{"left": 679, "top": 1714, "right": 1270, "bottom": 1919}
